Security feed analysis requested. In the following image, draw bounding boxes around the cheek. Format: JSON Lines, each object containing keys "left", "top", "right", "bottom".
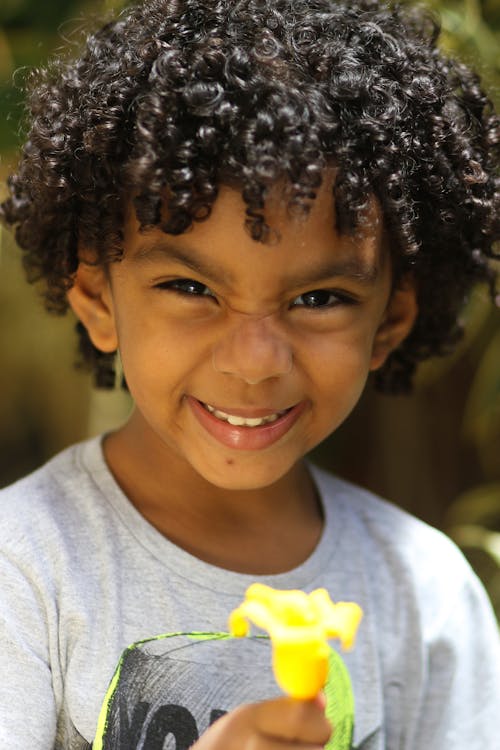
{"left": 303, "top": 331, "right": 375, "bottom": 426}
{"left": 305, "top": 326, "right": 376, "bottom": 383}
{"left": 115, "top": 311, "right": 212, "bottom": 405}
{"left": 112, "top": 312, "right": 166, "bottom": 398}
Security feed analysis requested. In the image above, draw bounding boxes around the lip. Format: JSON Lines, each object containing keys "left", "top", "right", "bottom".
{"left": 187, "top": 396, "right": 307, "bottom": 451}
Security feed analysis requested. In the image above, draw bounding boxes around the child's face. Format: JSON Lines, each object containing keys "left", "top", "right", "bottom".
{"left": 71, "top": 176, "right": 416, "bottom": 491}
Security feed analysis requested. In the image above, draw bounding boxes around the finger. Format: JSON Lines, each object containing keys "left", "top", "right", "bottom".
{"left": 254, "top": 696, "right": 332, "bottom": 746}
{"left": 312, "top": 692, "right": 327, "bottom": 713}
{"left": 245, "top": 735, "right": 328, "bottom": 750}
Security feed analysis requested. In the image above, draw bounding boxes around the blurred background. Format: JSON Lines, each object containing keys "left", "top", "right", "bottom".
{"left": 0, "top": 0, "right": 499, "bottom": 616}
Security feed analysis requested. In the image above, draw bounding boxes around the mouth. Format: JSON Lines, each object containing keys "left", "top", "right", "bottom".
{"left": 187, "top": 397, "right": 305, "bottom": 451}
{"left": 201, "top": 402, "right": 290, "bottom": 428}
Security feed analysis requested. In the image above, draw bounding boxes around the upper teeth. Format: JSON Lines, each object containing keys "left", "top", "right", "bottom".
{"left": 204, "top": 403, "right": 286, "bottom": 427}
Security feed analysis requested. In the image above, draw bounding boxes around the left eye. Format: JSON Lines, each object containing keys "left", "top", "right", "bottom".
{"left": 291, "top": 289, "right": 348, "bottom": 308}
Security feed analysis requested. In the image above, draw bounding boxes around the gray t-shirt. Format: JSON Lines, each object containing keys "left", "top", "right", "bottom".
{"left": 0, "top": 436, "right": 499, "bottom": 749}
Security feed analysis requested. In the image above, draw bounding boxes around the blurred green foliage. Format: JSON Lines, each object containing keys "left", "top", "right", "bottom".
{"left": 0, "top": 0, "right": 126, "bottom": 148}
{"left": 0, "top": 0, "right": 499, "bottom": 617}
{"left": 415, "top": 4, "right": 500, "bottom": 620}
{"left": 411, "top": 0, "right": 500, "bottom": 620}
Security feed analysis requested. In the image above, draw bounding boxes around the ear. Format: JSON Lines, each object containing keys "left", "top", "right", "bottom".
{"left": 370, "top": 278, "right": 418, "bottom": 371}
{"left": 67, "top": 261, "right": 118, "bottom": 353}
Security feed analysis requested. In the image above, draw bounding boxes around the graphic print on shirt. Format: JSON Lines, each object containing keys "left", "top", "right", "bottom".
{"left": 60, "top": 632, "right": 356, "bottom": 750}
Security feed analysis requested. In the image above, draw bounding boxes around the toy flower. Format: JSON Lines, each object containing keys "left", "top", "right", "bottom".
{"left": 229, "top": 584, "right": 363, "bottom": 700}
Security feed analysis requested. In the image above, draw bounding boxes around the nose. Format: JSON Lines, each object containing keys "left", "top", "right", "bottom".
{"left": 211, "top": 313, "right": 293, "bottom": 385}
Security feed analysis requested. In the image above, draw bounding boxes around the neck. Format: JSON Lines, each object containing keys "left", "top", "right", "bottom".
{"left": 102, "top": 417, "right": 324, "bottom": 575}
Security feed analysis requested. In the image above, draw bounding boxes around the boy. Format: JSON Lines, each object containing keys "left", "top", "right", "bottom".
{"left": 1, "top": 0, "right": 499, "bottom": 748}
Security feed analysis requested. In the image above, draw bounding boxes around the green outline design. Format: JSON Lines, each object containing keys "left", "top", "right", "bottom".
{"left": 92, "top": 632, "right": 354, "bottom": 750}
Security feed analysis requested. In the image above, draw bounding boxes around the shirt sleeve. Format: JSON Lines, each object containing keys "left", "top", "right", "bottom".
{"left": 0, "top": 546, "right": 58, "bottom": 747}
{"left": 407, "top": 565, "right": 500, "bottom": 750}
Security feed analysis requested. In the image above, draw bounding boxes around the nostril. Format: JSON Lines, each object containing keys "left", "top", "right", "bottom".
{"left": 210, "top": 315, "right": 293, "bottom": 383}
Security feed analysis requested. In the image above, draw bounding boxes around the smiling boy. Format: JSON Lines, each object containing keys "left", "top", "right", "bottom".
{"left": 71, "top": 176, "right": 414, "bottom": 575}
{"left": 1, "top": 0, "right": 499, "bottom": 748}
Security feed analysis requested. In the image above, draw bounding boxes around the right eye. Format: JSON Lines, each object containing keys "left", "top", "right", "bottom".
{"left": 155, "top": 278, "right": 215, "bottom": 298}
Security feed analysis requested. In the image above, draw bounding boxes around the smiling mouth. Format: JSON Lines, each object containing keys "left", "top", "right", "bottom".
{"left": 201, "top": 402, "right": 290, "bottom": 428}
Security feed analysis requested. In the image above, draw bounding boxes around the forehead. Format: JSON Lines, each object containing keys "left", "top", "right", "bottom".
{"left": 123, "top": 174, "right": 387, "bottom": 284}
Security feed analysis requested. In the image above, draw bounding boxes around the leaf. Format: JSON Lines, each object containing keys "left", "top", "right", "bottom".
{"left": 444, "top": 482, "right": 500, "bottom": 529}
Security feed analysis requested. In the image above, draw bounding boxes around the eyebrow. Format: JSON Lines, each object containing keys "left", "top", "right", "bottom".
{"left": 133, "top": 240, "right": 231, "bottom": 285}
{"left": 132, "top": 239, "right": 380, "bottom": 287}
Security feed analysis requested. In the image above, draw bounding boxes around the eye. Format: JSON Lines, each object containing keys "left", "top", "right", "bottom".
{"left": 156, "top": 278, "right": 215, "bottom": 298}
{"left": 291, "top": 289, "right": 354, "bottom": 309}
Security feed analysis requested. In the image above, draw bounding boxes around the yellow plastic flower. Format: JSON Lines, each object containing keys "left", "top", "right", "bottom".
{"left": 229, "top": 584, "right": 363, "bottom": 700}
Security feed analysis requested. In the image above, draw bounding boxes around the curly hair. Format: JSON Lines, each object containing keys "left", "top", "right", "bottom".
{"left": 1, "top": 0, "right": 498, "bottom": 392}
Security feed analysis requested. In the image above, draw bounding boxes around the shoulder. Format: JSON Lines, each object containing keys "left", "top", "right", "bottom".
{"left": 312, "top": 461, "right": 460, "bottom": 556}
{"left": 0, "top": 436, "right": 101, "bottom": 507}
{"left": 311, "top": 463, "right": 500, "bottom": 681}
{"left": 310, "top": 465, "right": 500, "bottom": 745}
{"left": 0, "top": 436, "right": 107, "bottom": 562}
{"left": 310, "top": 463, "right": 484, "bottom": 614}
{"left": 312, "top": 461, "right": 444, "bottom": 540}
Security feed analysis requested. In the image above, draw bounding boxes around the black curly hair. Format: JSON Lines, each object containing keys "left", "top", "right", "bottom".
{"left": 1, "top": 0, "right": 498, "bottom": 392}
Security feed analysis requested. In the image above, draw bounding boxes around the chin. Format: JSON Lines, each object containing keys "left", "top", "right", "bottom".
{"left": 193, "top": 456, "right": 297, "bottom": 492}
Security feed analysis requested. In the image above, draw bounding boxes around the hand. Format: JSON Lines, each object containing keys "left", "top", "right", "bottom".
{"left": 192, "top": 694, "right": 332, "bottom": 750}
